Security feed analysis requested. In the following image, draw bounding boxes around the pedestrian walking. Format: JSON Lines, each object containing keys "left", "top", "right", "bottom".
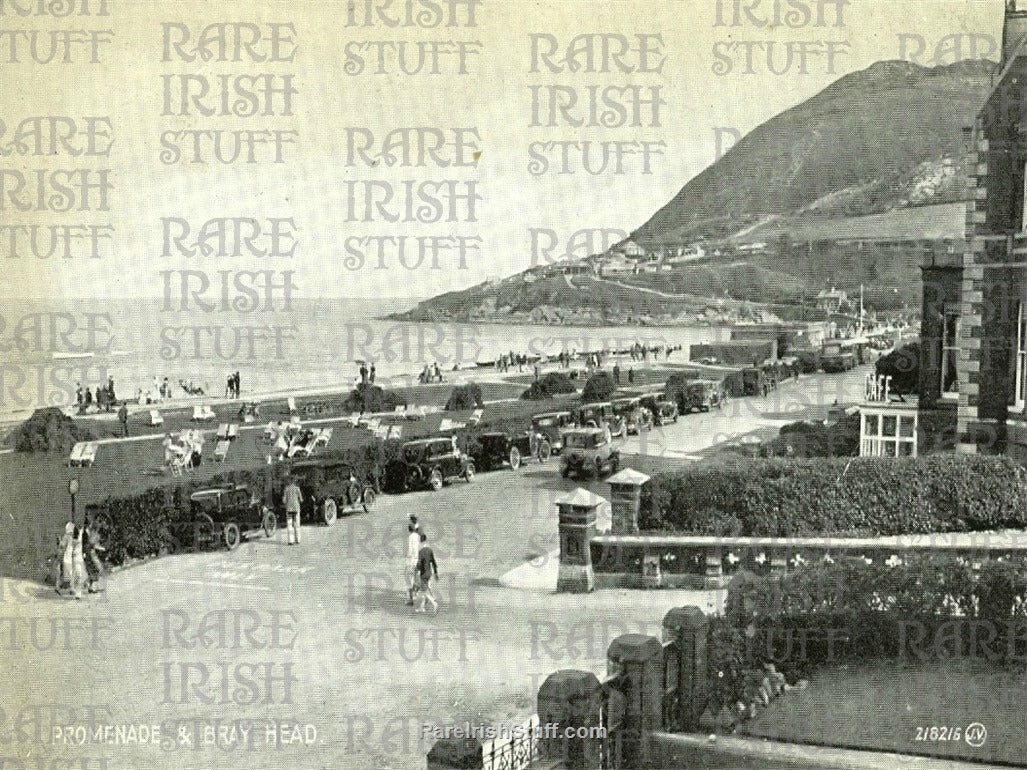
{"left": 75, "top": 383, "right": 83, "bottom": 408}
{"left": 359, "top": 363, "right": 368, "bottom": 384}
{"left": 118, "top": 403, "right": 129, "bottom": 437}
{"left": 283, "top": 476, "right": 302, "bottom": 545}
{"left": 57, "top": 522, "right": 74, "bottom": 594}
{"left": 415, "top": 532, "right": 439, "bottom": 614}
{"left": 71, "top": 526, "right": 87, "bottom": 599}
{"left": 406, "top": 515, "right": 421, "bottom": 605}
{"left": 369, "top": 363, "right": 376, "bottom": 384}
{"left": 613, "top": 363, "right": 621, "bottom": 385}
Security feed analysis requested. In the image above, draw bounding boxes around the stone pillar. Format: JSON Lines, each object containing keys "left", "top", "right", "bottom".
{"left": 663, "top": 607, "right": 709, "bottom": 732}
{"left": 607, "top": 468, "right": 650, "bottom": 534}
{"left": 538, "top": 670, "right": 602, "bottom": 769}
{"left": 608, "top": 634, "right": 663, "bottom": 768}
{"left": 426, "top": 738, "right": 483, "bottom": 770}
{"left": 556, "top": 488, "right": 605, "bottom": 593}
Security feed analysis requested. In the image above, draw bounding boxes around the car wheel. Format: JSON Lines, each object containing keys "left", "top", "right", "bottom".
{"left": 509, "top": 446, "right": 521, "bottom": 470}
{"left": 538, "top": 441, "right": 552, "bottom": 462}
{"left": 429, "top": 468, "right": 444, "bottom": 491}
{"left": 262, "top": 508, "right": 277, "bottom": 538}
{"left": 361, "top": 487, "right": 376, "bottom": 512}
{"left": 464, "top": 462, "right": 475, "bottom": 483}
{"left": 222, "top": 522, "right": 241, "bottom": 550}
{"left": 323, "top": 498, "right": 338, "bottom": 526}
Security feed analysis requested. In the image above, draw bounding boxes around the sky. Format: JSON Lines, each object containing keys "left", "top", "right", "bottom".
{"left": 0, "top": 0, "right": 1005, "bottom": 300}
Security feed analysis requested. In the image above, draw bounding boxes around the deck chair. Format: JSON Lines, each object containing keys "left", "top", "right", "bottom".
{"left": 214, "top": 440, "right": 230, "bottom": 462}
{"left": 289, "top": 415, "right": 301, "bottom": 427}
{"left": 191, "top": 405, "right": 204, "bottom": 421}
{"left": 394, "top": 405, "right": 406, "bottom": 414}
{"left": 287, "top": 396, "right": 298, "bottom": 413}
{"left": 69, "top": 442, "right": 87, "bottom": 466}
{"left": 170, "top": 449, "right": 192, "bottom": 476}
{"left": 149, "top": 409, "right": 164, "bottom": 427}
{"left": 200, "top": 405, "right": 216, "bottom": 421}
{"left": 387, "top": 425, "right": 403, "bottom": 439}
{"left": 263, "top": 421, "right": 276, "bottom": 441}
{"left": 311, "top": 428, "right": 332, "bottom": 451}
{"left": 227, "top": 423, "right": 239, "bottom": 441}
{"left": 348, "top": 412, "right": 360, "bottom": 427}
{"left": 216, "top": 423, "right": 229, "bottom": 440}
{"left": 438, "top": 418, "right": 455, "bottom": 432}
{"left": 470, "top": 409, "right": 484, "bottom": 425}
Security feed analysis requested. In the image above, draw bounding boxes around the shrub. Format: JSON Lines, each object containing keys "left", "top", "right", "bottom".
{"left": 794, "top": 350, "right": 820, "bottom": 374}
{"left": 343, "top": 383, "right": 403, "bottom": 414}
{"left": 521, "top": 372, "right": 577, "bottom": 400}
{"left": 765, "top": 414, "right": 860, "bottom": 458}
{"left": 664, "top": 373, "right": 692, "bottom": 412}
{"left": 446, "top": 383, "right": 484, "bottom": 411}
{"left": 647, "top": 455, "right": 1027, "bottom": 537}
{"left": 581, "top": 371, "right": 617, "bottom": 403}
{"left": 875, "top": 341, "right": 919, "bottom": 394}
{"left": 14, "top": 407, "right": 95, "bottom": 454}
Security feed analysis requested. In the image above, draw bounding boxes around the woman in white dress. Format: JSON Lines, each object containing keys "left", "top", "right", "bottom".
{"left": 71, "top": 525, "right": 87, "bottom": 599}
{"left": 57, "top": 522, "right": 75, "bottom": 594}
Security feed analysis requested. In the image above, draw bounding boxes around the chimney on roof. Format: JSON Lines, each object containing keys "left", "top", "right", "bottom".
{"left": 1003, "top": 0, "right": 1027, "bottom": 68}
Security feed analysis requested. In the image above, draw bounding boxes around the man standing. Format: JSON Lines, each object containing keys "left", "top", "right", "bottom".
{"left": 405, "top": 514, "right": 420, "bottom": 605}
{"left": 369, "top": 363, "right": 376, "bottom": 384}
{"left": 415, "top": 531, "right": 439, "bottom": 614}
{"left": 118, "top": 403, "right": 129, "bottom": 437}
{"left": 283, "top": 476, "right": 302, "bottom": 545}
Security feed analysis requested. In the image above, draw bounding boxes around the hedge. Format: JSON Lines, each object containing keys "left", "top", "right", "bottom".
{"left": 647, "top": 455, "right": 1027, "bottom": 537}
{"left": 707, "top": 556, "right": 1027, "bottom": 710}
{"left": 94, "top": 440, "right": 388, "bottom": 567}
{"left": 521, "top": 372, "right": 577, "bottom": 400}
{"left": 446, "top": 383, "right": 484, "bottom": 410}
{"left": 764, "top": 414, "right": 861, "bottom": 458}
{"left": 344, "top": 383, "right": 404, "bottom": 414}
{"left": 14, "top": 407, "right": 95, "bottom": 454}
{"left": 581, "top": 371, "right": 616, "bottom": 403}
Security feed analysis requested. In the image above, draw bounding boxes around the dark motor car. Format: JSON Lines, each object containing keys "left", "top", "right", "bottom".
{"left": 189, "top": 484, "right": 276, "bottom": 550}
{"left": 531, "top": 411, "right": 573, "bottom": 454}
{"left": 575, "top": 402, "right": 626, "bottom": 437}
{"left": 683, "top": 380, "right": 725, "bottom": 413}
{"left": 287, "top": 459, "right": 376, "bottom": 525}
{"left": 639, "top": 393, "right": 679, "bottom": 425}
{"left": 611, "top": 396, "right": 652, "bottom": 435}
{"left": 560, "top": 427, "right": 620, "bottom": 480}
{"left": 472, "top": 431, "right": 547, "bottom": 471}
{"left": 394, "top": 437, "right": 475, "bottom": 491}
{"left": 741, "top": 367, "right": 768, "bottom": 396}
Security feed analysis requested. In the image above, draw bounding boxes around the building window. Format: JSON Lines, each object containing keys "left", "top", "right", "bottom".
{"left": 1017, "top": 302, "right": 1027, "bottom": 411}
{"left": 860, "top": 408, "right": 918, "bottom": 457}
{"left": 941, "top": 310, "right": 959, "bottom": 399}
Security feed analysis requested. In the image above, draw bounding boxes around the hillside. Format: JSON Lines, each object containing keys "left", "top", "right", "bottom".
{"left": 391, "top": 59, "right": 996, "bottom": 325}
{"left": 633, "top": 59, "right": 994, "bottom": 244}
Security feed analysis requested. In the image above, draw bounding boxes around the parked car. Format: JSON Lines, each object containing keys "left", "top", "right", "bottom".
{"left": 560, "top": 427, "right": 621, "bottom": 480}
{"left": 741, "top": 367, "right": 768, "bottom": 396}
{"left": 639, "top": 394, "right": 679, "bottom": 425}
{"left": 287, "top": 459, "right": 376, "bottom": 525}
{"left": 472, "top": 430, "right": 544, "bottom": 471}
{"left": 575, "top": 402, "right": 626, "bottom": 438}
{"left": 393, "top": 437, "right": 475, "bottom": 491}
{"left": 683, "top": 380, "right": 725, "bottom": 413}
{"left": 612, "top": 396, "right": 652, "bottom": 435}
{"left": 820, "top": 343, "right": 857, "bottom": 373}
{"left": 531, "top": 411, "right": 573, "bottom": 455}
{"left": 189, "top": 484, "right": 276, "bottom": 550}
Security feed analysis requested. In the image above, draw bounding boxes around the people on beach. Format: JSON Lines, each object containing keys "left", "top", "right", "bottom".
{"left": 415, "top": 531, "right": 439, "bottom": 614}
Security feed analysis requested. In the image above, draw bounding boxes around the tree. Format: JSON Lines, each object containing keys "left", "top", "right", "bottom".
{"left": 874, "top": 341, "right": 920, "bottom": 394}
{"left": 446, "top": 383, "right": 484, "bottom": 411}
{"left": 344, "top": 383, "right": 402, "bottom": 414}
{"left": 581, "top": 371, "right": 617, "bottom": 403}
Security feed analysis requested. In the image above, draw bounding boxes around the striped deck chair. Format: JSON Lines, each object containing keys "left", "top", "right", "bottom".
{"left": 214, "top": 440, "right": 230, "bottom": 462}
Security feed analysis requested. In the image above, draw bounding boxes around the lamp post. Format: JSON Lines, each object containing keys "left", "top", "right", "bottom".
{"left": 68, "top": 477, "right": 79, "bottom": 523}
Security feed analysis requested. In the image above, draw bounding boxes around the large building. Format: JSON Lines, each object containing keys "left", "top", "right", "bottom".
{"left": 918, "top": 0, "right": 1027, "bottom": 458}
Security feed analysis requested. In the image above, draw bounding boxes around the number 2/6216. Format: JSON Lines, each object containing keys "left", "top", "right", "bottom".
{"left": 915, "top": 726, "right": 962, "bottom": 741}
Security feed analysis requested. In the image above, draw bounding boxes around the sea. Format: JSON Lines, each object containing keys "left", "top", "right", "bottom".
{"left": 0, "top": 296, "right": 734, "bottom": 420}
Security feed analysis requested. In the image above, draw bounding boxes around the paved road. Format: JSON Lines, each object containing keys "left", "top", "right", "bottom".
{"left": 0, "top": 366, "right": 873, "bottom": 770}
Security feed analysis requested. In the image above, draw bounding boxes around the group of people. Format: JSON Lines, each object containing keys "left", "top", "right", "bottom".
{"left": 55, "top": 519, "right": 105, "bottom": 599}
{"left": 611, "top": 363, "right": 636, "bottom": 385}
{"left": 75, "top": 376, "right": 116, "bottom": 413}
{"left": 418, "top": 362, "right": 444, "bottom": 384}
{"left": 405, "top": 514, "right": 439, "bottom": 614}
{"left": 163, "top": 430, "right": 203, "bottom": 468}
{"left": 359, "top": 362, "right": 377, "bottom": 384}
{"left": 225, "top": 371, "right": 242, "bottom": 398}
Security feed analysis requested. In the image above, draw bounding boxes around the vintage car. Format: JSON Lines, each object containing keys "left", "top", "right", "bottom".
{"left": 394, "top": 437, "right": 475, "bottom": 491}
{"left": 286, "top": 459, "right": 376, "bottom": 525}
{"left": 575, "top": 402, "right": 626, "bottom": 438}
{"left": 683, "top": 380, "right": 725, "bottom": 413}
{"left": 189, "top": 484, "right": 276, "bottom": 550}
{"left": 560, "top": 427, "right": 621, "bottom": 480}
{"left": 820, "top": 343, "right": 858, "bottom": 373}
{"left": 472, "top": 430, "right": 549, "bottom": 471}
{"left": 530, "top": 411, "right": 574, "bottom": 455}
{"left": 639, "top": 393, "right": 679, "bottom": 426}
{"left": 742, "top": 367, "right": 768, "bottom": 396}
{"left": 611, "top": 396, "right": 652, "bottom": 435}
